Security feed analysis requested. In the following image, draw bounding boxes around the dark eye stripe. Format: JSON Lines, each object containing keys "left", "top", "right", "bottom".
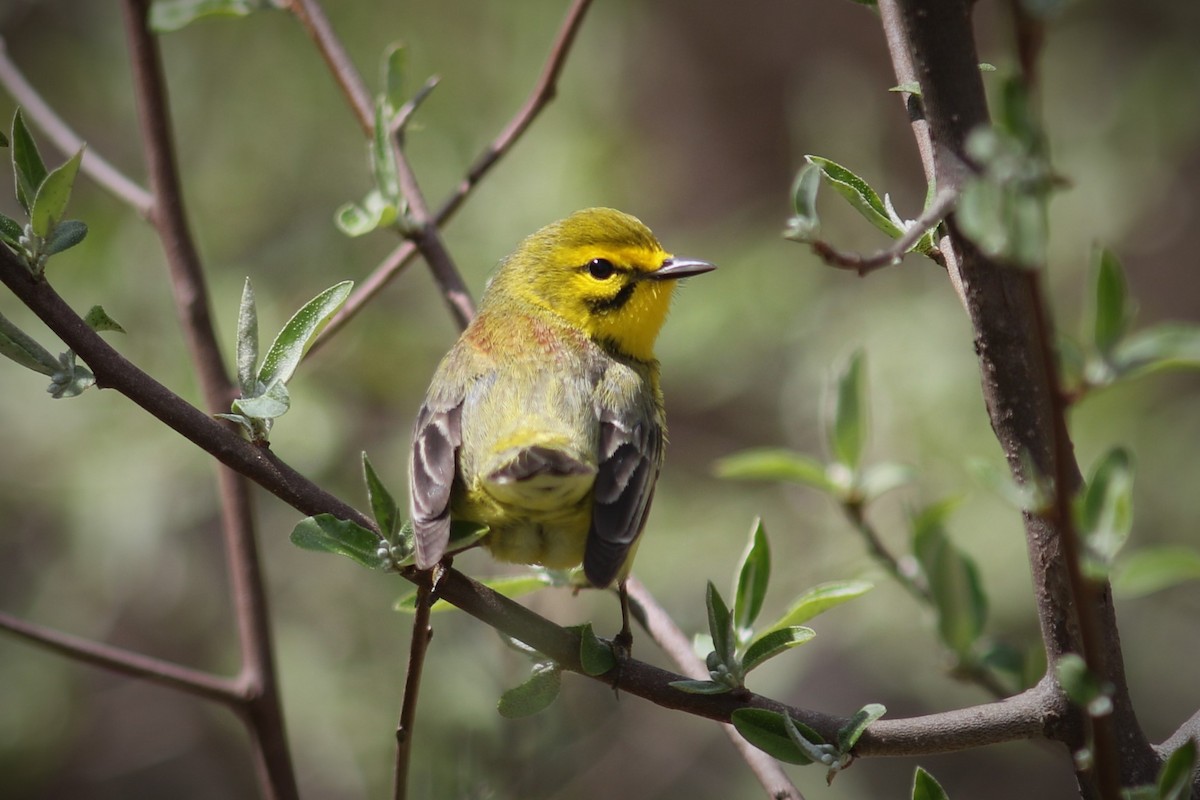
{"left": 584, "top": 280, "right": 637, "bottom": 314}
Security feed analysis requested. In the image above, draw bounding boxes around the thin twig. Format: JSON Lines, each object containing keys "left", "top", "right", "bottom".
{"left": 283, "top": 0, "right": 475, "bottom": 329}
{"left": 843, "top": 501, "right": 931, "bottom": 604}
{"left": 393, "top": 569, "right": 436, "bottom": 800}
{"left": 0, "top": 36, "right": 154, "bottom": 218}
{"left": 120, "top": 2, "right": 298, "bottom": 796}
{"left": 0, "top": 610, "right": 242, "bottom": 706}
{"left": 626, "top": 578, "right": 805, "bottom": 800}
{"left": 808, "top": 187, "right": 956, "bottom": 275}
{"left": 307, "top": 0, "right": 596, "bottom": 351}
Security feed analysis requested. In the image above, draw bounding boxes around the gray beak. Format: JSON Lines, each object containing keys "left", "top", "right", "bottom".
{"left": 651, "top": 257, "right": 717, "bottom": 280}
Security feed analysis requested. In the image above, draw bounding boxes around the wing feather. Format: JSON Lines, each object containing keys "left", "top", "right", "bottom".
{"left": 584, "top": 412, "right": 663, "bottom": 587}
{"left": 409, "top": 399, "right": 463, "bottom": 569}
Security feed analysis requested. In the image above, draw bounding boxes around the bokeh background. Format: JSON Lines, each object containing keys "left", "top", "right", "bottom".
{"left": 2, "top": 0, "right": 1199, "bottom": 797}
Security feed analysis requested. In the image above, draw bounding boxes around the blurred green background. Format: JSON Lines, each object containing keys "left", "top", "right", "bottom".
{"left": 2, "top": 0, "right": 1198, "bottom": 797}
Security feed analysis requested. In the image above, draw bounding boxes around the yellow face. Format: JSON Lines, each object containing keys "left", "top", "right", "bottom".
{"left": 491, "top": 208, "right": 709, "bottom": 362}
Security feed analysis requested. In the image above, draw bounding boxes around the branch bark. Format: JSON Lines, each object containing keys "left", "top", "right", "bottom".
{"left": 877, "top": 0, "right": 1157, "bottom": 793}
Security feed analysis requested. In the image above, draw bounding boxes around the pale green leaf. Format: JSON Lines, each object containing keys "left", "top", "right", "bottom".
{"left": 361, "top": 452, "right": 400, "bottom": 540}
{"left": 806, "top": 156, "right": 903, "bottom": 239}
{"left": 1112, "top": 547, "right": 1200, "bottom": 598}
{"left": 714, "top": 448, "right": 835, "bottom": 491}
{"left": 731, "top": 709, "right": 820, "bottom": 765}
{"left": 733, "top": 518, "right": 771, "bottom": 638}
{"left": 11, "top": 109, "right": 47, "bottom": 213}
{"left": 83, "top": 305, "right": 125, "bottom": 334}
{"left": 45, "top": 219, "right": 88, "bottom": 255}
{"left": 235, "top": 278, "right": 258, "bottom": 394}
{"left": 258, "top": 280, "right": 352, "bottom": 387}
{"left": 757, "top": 580, "right": 874, "bottom": 635}
{"left": 149, "top": 0, "right": 274, "bottom": 32}
{"left": 31, "top": 147, "right": 83, "bottom": 238}
{"left": 912, "top": 767, "right": 950, "bottom": 800}
{"left": 497, "top": 662, "right": 561, "bottom": 718}
{"left": 289, "top": 514, "right": 385, "bottom": 570}
{"left": 0, "top": 311, "right": 60, "bottom": 375}
{"left": 837, "top": 703, "right": 886, "bottom": 753}
{"left": 829, "top": 350, "right": 868, "bottom": 470}
{"left": 742, "top": 626, "right": 815, "bottom": 673}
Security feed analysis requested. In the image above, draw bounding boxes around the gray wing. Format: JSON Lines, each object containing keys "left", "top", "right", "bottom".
{"left": 583, "top": 411, "right": 663, "bottom": 588}
{"left": 409, "top": 397, "right": 463, "bottom": 569}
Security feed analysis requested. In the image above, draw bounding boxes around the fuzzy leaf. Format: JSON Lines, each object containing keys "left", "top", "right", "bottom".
{"left": 577, "top": 623, "right": 617, "bottom": 677}
{"left": 1158, "top": 739, "right": 1198, "bottom": 800}
{"left": 235, "top": 278, "right": 258, "bottom": 394}
{"left": 785, "top": 162, "right": 822, "bottom": 241}
{"left": 45, "top": 219, "right": 88, "bottom": 255}
{"left": 669, "top": 679, "right": 733, "bottom": 695}
{"left": 829, "top": 350, "right": 868, "bottom": 470}
{"left": 258, "top": 280, "right": 352, "bottom": 388}
{"left": 83, "top": 305, "right": 125, "bottom": 334}
{"left": 497, "top": 662, "right": 561, "bottom": 718}
{"left": 912, "top": 767, "right": 950, "bottom": 800}
{"left": 714, "top": 448, "right": 835, "bottom": 491}
{"left": 757, "top": 580, "right": 873, "bottom": 635}
{"left": 31, "top": 148, "right": 83, "bottom": 238}
{"left": 149, "top": 0, "right": 274, "bottom": 32}
{"left": 290, "top": 514, "right": 385, "bottom": 570}
{"left": 837, "top": 703, "right": 886, "bottom": 753}
{"left": 1092, "top": 247, "right": 1131, "bottom": 356}
{"left": 0, "top": 213, "right": 22, "bottom": 248}
{"left": 232, "top": 379, "right": 290, "bottom": 420}
{"left": 361, "top": 452, "right": 400, "bottom": 540}
{"left": 0, "top": 311, "right": 61, "bottom": 375}
{"left": 706, "top": 581, "right": 736, "bottom": 670}
{"left": 806, "top": 156, "right": 903, "bottom": 239}
{"left": 731, "top": 709, "right": 822, "bottom": 765}
{"left": 733, "top": 518, "right": 771, "bottom": 637}
{"left": 11, "top": 109, "right": 47, "bottom": 213}
{"left": 742, "top": 625, "right": 815, "bottom": 673}
{"left": 1112, "top": 546, "right": 1200, "bottom": 598}
{"left": 912, "top": 504, "right": 987, "bottom": 657}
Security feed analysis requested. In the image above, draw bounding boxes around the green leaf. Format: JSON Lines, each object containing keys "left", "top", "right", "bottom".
{"left": 361, "top": 453, "right": 400, "bottom": 541}
{"left": 1158, "top": 739, "right": 1198, "bottom": 800}
{"left": 668, "top": 679, "right": 733, "bottom": 695}
{"left": 742, "top": 626, "right": 816, "bottom": 673}
{"left": 784, "top": 162, "right": 821, "bottom": 241}
{"left": 731, "top": 709, "right": 822, "bottom": 765}
{"left": 1113, "top": 324, "right": 1200, "bottom": 379}
{"left": 837, "top": 703, "right": 886, "bottom": 754}
{"left": 714, "top": 448, "right": 835, "bottom": 491}
{"left": 497, "top": 662, "right": 561, "bottom": 718}
{"left": 706, "top": 581, "right": 737, "bottom": 672}
{"left": 45, "top": 219, "right": 88, "bottom": 255}
{"left": 381, "top": 42, "right": 408, "bottom": 116}
{"left": 83, "top": 305, "right": 125, "bottom": 334}
{"left": 577, "top": 623, "right": 617, "bottom": 677}
{"left": 757, "top": 580, "right": 874, "bottom": 634}
{"left": 1054, "top": 654, "right": 1112, "bottom": 716}
{"left": 1091, "top": 247, "right": 1131, "bottom": 356}
{"left": 1112, "top": 546, "right": 1200, "bottom": 598}
{"left": 0, "top": 311, "right": 61, "bottom": 375}
{"left": 371, "top": 97, "right": 400, "bottom": 204}
{"left": 806, "top": 156, "right": 904, "bottom": 239}
{"left": 396, "top": 572, "right": 550, "bottom": 613}
{"left": 912, "top": 767, "right": 950, "bottom": 800}
{"left": 733, "top": 518, "right": 771, "bottom": 638}
{"left": 11, "top": 109, "right": 47, "bottom": 214}
{"left": 1079, "top": 447, "right": 1135, "bottom": 577}
{"left": 257, "top": 280, "right": 352, "bottom": 388}
{"left": 0, "top": 213, "right": 24, "bottom": 248}
{"left": 334, "top": 198, "right": 392, "bottom": 237}
{"left": 30, "top": 148, "right": 83, "bottom": 239}
{"left": 888, "top": 81, "right": 922, "bottom": 97}
{"left": 235, "top": 278, "right": 258, "bottom": 394}
{"left": 232, "top": 379, "right": 290, "bottom": 420}
{"left": 290, "top": 514, "right": 385, "bottom": 570}
{"left": 148, "top": 0, "right": 274, "bottom": 33}
{"left": 828, "top": 350, "right": 868, "bottom": 470}
{"left": 46, "top": 351, "right": 95, "bottom": 398}
{"left": 860, "top": 462, "right": 916, "bottom": 502}
{"left": 912, "top": 504, "right": 987, "bottom": 657}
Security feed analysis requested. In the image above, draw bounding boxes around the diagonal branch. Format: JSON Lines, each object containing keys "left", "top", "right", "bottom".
{"left": 308, "top": 0, "right": 596, "bottom": 352}
{"left": 0, "top": 610, "right": 242, "bottom": 705}
{"left": 0, "top": 36, "right": 154, "bottom": 218}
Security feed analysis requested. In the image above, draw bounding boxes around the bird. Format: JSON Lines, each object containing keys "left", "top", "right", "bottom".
{"left": 409, "top": 207, "right": 714, "bottom": 645}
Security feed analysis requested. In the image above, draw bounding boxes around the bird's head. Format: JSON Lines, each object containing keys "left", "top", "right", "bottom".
{"left": 490, "top": 207, "right": 715, "bottom": 362}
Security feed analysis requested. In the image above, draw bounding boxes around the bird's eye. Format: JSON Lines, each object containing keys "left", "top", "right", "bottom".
{"left": 586, "top": 258, "right": 616, "bottom": 280}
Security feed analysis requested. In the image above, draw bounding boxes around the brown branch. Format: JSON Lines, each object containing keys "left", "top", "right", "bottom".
{"left": 120, "top": 3, "right": 298, "bottom": 796}
{"left": 308, "top": 0, "right": 596, "bottom": 351}
{"left": 877, "top": 0, "right": 1156, "bottom": 792}
{"left": 0, "top": 610, "right": 242, "bottom": 706}
{"left": 626, "top": 578, "right": 805, "bottom": 800}
{"left": 393, "top": 569, "right": 435, "bottom": 800}
{"left": 0, "top": 36, "right": 154, "bottom": 218}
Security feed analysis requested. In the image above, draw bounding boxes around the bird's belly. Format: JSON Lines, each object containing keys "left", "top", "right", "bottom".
{"left": 457, "top": 480, "right": 593, "bottom": 570}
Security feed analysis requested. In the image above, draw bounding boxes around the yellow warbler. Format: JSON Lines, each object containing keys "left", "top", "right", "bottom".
{"left": 409, "top": 208, "right": 713, "bottom": 636}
